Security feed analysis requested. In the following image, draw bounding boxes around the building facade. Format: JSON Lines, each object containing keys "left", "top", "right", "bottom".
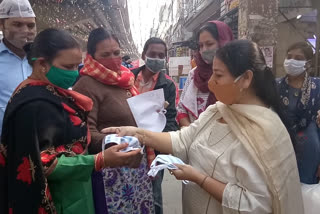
{"left": 152, "top": 0, "right": 319, "bottom": 76}
{"left": 29, "top": 0, "right": 139, "bottom": 58}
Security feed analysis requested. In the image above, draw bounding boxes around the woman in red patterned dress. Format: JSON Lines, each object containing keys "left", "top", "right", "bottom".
{"left": 0, "top": 28, "right": 141, "bottom": 214}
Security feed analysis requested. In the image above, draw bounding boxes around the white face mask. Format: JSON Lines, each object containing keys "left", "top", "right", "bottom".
{"left": 283, "top": 59, "right": 306, "bottom": 76}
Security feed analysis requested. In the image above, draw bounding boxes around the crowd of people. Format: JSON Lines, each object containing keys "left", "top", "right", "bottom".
{"left": 0, "top": 0, "right": 319, "bottom": 214}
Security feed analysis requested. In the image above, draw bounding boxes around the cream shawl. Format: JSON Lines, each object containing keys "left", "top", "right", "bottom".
{"left": 212, "top": 102, "right": 304, "bottom": 214}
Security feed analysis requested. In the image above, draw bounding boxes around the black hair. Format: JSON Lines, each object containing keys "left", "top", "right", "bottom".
{"left": 287, "top": 41, "right": 314, "bottom": 61}
{"left": 23, "top": 28, "right": 80, "bottom": 66}
{"left": 142, "top": 37, "right": 167, "bottom": 56}
{"left": 122, "top": 55, "right": 130, "bottom": 61}
{"left": 196, "top": 22, "right": 219, "bottom": 44}
{"left": 216, "top": 40, "right": 295, "bottom": 142}
{"left": 87, "top": 28, "right": 120, "bottom": 57}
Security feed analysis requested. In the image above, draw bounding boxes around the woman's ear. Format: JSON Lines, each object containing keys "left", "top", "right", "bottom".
{"left": 241, "top": 70, "right": 253, "bottom": 89}
{"left": 34, "top": 58, "right": 50, "bottom": 74}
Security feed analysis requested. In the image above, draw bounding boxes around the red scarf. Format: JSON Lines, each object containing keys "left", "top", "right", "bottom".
{"left": 80, "top": 54, "right": 139, "bottom": 96}
{"left": 14, "top": 78, "right": 93, "bottom": 112}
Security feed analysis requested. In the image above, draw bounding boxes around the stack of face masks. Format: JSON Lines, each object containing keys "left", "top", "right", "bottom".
{"left": 102, "top": 134, "right": 144, "bottom": 154}
{"left": 147, "top": 154, "right": 189, "bottom": 184}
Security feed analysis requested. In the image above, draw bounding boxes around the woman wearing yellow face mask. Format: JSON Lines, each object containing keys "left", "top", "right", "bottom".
{"left": 102, "top": 40, "right": 304, "bottom": 214}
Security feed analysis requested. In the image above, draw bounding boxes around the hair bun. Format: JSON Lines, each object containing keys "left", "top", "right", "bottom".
{"left": 264, "top": 66, "right": 272, "bottom": 73}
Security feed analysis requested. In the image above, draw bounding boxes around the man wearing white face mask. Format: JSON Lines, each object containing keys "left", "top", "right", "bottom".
{"left": 0, "top": 0, "right": 36, "bottom": 135}
{"left": 277, "top": 42, "right": 320, "bottom": 187}
{"left": 132, "top": 37, "right": 179, "bottom": 214}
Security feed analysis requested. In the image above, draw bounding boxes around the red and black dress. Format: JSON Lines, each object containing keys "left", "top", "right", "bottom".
{"left": 0, "top": 80, "right": 100, "bottom": 214}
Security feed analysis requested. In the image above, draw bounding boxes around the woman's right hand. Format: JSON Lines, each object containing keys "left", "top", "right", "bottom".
{"left": 102, "top": 143, "right": 141, "bottom": 168}
{"left": 101, "top": 126, "right": 140, "bottom": 138}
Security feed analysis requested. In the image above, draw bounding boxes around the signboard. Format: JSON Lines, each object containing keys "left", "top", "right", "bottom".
{"left": 168, "top": 57, "right": 191, "bottom": 76}
{"left": 179, "top": 76, "right": 188, "bottom": 90}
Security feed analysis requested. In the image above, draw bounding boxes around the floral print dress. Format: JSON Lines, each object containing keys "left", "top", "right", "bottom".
{"left": 102, "top": 153, "right": 154, "bottom": 214}
{"left": 277, "top": 74, "right": 320, "bottom": 184}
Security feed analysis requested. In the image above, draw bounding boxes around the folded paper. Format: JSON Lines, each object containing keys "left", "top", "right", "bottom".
{"left": 127, "top": 88, "right": 167, "bottom": 132}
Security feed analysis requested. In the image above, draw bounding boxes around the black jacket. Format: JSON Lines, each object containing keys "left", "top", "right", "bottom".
{"left": 132, "top": 66, "right": 179, "bottom": 132}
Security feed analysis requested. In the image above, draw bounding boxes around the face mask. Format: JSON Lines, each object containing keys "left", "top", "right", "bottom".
{"left": 46, "top": 65, "right": 79, "bottom": 89}
{"left": 145, "top": 56, "right": 166, "bottom": 73}
{"left": 208, "top": 75, "right": 242, "bottom": 105}
{"left": 201, "top": 49, "right": 217, "bottom": 64}
{"left": 97, "top": 57, "right": 122, "bottom": 72}
{"left": 283, "top": 59, "right": 306, "bottom": 76}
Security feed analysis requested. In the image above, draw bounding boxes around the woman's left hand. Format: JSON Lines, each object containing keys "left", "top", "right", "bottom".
{"left": 170, "top": 164, "right": 206, "bottom": 184}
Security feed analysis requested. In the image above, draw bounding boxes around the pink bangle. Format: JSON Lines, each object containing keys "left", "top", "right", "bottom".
{"left": 94, "top": 153, "right": 103, "bottom": 171}
{"left": 94, "top": 154, "right": 99, "bottom": 171}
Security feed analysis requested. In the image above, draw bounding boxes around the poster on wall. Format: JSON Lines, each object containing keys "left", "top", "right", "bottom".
{"left": 224, "top": 0, "right": 239, "bottom": 12}
{"left": 261, "top": 46, "right": 274, "bottom": 68}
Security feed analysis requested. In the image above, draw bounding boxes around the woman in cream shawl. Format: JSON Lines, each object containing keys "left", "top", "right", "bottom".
{"left": 102, "top": 40, "right": 303, "bottom": 214}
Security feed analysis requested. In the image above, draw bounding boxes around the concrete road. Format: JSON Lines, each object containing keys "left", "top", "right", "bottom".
{"left": 162, "top": 170, "right": 183, "bottom": 214}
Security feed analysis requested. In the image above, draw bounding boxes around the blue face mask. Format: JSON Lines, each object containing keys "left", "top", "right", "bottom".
{"left": 145, "top": 56, "right": 166, "bottom": 73}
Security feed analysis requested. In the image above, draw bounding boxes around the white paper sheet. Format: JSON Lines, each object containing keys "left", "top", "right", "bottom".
{"left": 127, "top": 88, "right": 167, "bottom": 132}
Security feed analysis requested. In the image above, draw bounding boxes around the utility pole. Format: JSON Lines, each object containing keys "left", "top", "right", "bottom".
{"left": 238, "top": 0, "right": 279, "bottom": 71}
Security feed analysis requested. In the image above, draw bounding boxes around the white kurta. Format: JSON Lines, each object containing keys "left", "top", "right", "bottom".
{"left": 170, "top": 110, "right": 272, "bottom": 214}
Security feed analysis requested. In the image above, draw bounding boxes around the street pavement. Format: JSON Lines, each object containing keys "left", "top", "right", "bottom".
{"left": 162, "top": 170, "right": 183, "bottom": 214}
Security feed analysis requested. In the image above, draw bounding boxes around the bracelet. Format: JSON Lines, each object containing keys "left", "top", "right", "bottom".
{"left": 94, "top": 153, "right": 102, "bottom": 171}
{"left": 200, "top": 176, "right": 208, "bottom": 188}
{"left": 140, "top": 129, "right": 146, "bottom": 146}
{"left": 94, "top": 154, "right": 98, "bottom": 171}
{"left": 101, "top": 150, "right": 105, "bottom": 168}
